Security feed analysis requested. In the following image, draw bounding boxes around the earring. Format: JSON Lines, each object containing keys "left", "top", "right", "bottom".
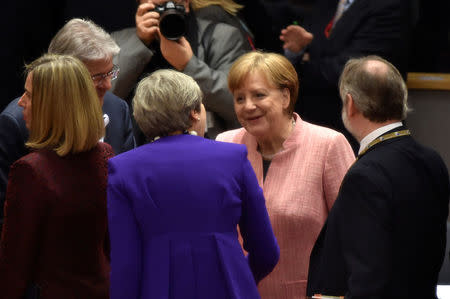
{"left": 196, "top": 117, "right": 200, "bottom": 121}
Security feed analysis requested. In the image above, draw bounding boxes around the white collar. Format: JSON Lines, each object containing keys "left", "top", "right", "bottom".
{"left": 344, "top": 0, "right": 355, "bottom": 11}
{"left": 358, "top": 122, "right": 403, "bottom": 155}
{"left": 99, "top": 114, "right": 109, "bottom": 142}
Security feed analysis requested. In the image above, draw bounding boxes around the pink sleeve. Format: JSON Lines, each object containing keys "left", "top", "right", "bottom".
{"left": 323, "top": 133, "right": 356, "bottom": 211}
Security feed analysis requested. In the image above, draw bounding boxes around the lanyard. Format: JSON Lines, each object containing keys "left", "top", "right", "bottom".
{"left": 358, "top": 130, "right": 410, "bottom": 158}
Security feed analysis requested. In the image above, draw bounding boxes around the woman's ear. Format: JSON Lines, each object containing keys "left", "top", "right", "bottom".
{"left": 282, "top": 88, "right": 290, "bottom": 109}
{"left": 190, "top": 109, "right": 200, "bottom": 121}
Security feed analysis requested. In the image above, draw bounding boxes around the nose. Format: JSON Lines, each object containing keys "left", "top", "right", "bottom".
{"left": 98, "top": 77, "right": 112, "bottom": 91}
{"left": 18, "top": 94, "right": 26, "bottom": 108}
{"left": 243, "top": 98, "right": 256, "bottom": 111}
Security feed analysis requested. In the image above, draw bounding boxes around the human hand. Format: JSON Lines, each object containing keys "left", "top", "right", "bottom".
{"left": 280, "top": 25, "right": 314, "bottom": 53}
{"left": 135, "top": 1, "right": 160, "bottom": 46}
{"left": 159, "top": 32, "right": 193, "bottom": 71}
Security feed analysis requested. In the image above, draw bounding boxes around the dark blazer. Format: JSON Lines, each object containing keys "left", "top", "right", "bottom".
{"left": 0, "top": 142, "right": 114, "bottom": 298}
{"left": 107, "top": 134, "right": 279, "bottom": 298}
{"left": 296, "top": 0, "right": 411, "bottom": 141}
{"left": 307, "top": 128, "right": 450, "bottom": 298}
{"left": 0, "top": 92, "right": 135, "bottom": 230}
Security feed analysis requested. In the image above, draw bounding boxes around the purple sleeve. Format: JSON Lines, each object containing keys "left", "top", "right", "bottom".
{"left": 107, "top": 159, "right": 142, "bottom": 299}
{"left": 238, "top": 150, "right": 280, "bottom": 283}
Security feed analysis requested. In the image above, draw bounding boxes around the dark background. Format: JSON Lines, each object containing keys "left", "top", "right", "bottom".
{"left": 1, "top": 0, "right": 449, "bottom": 111}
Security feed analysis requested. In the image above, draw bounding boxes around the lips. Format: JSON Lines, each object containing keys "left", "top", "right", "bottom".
{"left": 246, "top": 115, "right": 263, "bottom": 123}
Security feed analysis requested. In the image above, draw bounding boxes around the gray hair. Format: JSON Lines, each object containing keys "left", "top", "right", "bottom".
{"left": 133, "top": 69, "right": 203, "bottom": 140}
{"left": 48, "top": 18, "right": 120, "bottom": 62}
{"left": 339, "top": 55, "right": 409, "bottom": 122}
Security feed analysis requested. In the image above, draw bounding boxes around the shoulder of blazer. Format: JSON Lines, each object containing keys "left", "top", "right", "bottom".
{"left": 102, "top": 92, "right": 128, "bottom": 113}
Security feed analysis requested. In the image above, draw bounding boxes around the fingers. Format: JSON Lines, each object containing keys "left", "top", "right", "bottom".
{"left": 136, "top": 2, "right": 160, "bottom": 28}
{"left": 136, "top": 2, "right": 160, "bottom": 45}
{"left": 136, "top": 2, "right": 155, "bottom": 17}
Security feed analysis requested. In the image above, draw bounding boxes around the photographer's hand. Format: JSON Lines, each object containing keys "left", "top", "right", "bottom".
{"left": 136, "top": 2, "right": 160, "bottom": 46}
{"left": 159, "top": 32, "right": 193, "bottom": 71}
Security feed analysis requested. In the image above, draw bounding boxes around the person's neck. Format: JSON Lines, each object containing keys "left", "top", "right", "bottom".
{"left": 358, "top": 120, "right": 401, "bottom": 142}
{"left": 168, "top": 130, "right": 183, "bottom": 136}
{"left": 257, "top": 117, "right": 295, "bottom": 159}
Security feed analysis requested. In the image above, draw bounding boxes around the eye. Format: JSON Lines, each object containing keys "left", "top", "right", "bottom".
{"left": 234, "top": 96, "right": 244, "bottom": 104}
{"left": 256, "top": 93, "right": 266, "bottom": 99}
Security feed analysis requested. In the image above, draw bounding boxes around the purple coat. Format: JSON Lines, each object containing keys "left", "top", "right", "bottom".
{"left": 107, "top": 134, "right": 279, "bottom": 299}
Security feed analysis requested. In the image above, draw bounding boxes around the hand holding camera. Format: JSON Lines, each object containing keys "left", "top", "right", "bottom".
{"left": 136, "top": 1, "right": 160, "bottom": 46}
{"left": 159, "top": 33, "right": 193, "bottom": 71}
{"left": 136, "top": 1, "right": 187, "bottom": 46}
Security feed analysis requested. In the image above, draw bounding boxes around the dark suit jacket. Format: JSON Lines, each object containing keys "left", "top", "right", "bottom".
{"left": 307, "top": 128, "right": 450, "bottom": 298}
{"left": 296, "top": 0, "right": 411, "bottom": 139}
{"left": 0, "top": 142, "right": 114, "bottom": 298}
{"left": 0, "top": 91, "right": 135, "bottom": 229}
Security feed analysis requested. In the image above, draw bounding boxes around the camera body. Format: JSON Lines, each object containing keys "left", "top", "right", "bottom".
{"left": 154, "top": 1, "right": 187, "bottom": 40}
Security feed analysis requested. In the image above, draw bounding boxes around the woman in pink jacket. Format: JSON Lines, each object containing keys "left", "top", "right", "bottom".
{"left": 216, "top": 51, "right": 355, "bottom": 299}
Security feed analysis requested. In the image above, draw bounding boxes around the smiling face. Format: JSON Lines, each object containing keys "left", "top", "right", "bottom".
{"left": 233, "top": 71, "right": 290, "bottom": 139}
{"left": 18, "top": 73, "right": 33, "bottom": 129}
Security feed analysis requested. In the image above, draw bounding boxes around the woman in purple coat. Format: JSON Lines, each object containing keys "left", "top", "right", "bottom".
{"left": 107, "top": 69, "right": 279, "bottom": 299}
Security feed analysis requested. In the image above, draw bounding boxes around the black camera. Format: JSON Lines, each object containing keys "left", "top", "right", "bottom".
{"left": 154, "top": 1, "right": 187, "bottom": 40}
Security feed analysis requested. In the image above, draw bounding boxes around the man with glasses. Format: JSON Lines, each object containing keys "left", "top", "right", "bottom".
{"left": 0, "top": 18, "right": 135, "bottom": 233}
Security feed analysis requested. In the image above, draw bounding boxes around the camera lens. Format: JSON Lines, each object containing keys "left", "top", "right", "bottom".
{"left": 159, "top": 10, "right": 186, "bottom": 40}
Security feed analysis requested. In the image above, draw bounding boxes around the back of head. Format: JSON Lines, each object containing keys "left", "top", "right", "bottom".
{"left": 133, "top": 69, "right": 203, "bottom": 140}
{"left": 48, "top": 18, "right": 120, "bottom": 63}
{"left": 26, "top": 54, "right": 104, "bottom": 156}
{"left": 228, "top": 51, "right": 299, "bottom": 115}
{"left": 339, "top": 55, "right": 409, "bottom": 122}
{"left": 191, "top": 0, "right": 243, "bottom": 16}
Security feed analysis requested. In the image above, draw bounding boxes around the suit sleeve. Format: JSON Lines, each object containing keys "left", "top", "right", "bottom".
{"left": 0, "top": 112, "right": 27, "bottom": 229}
{"left": 0, "top": 159, "right": 48, "bottom": 298}
{"left": 107, "top": 159, "right": 142, "bottom": 299}
{"left": 183, "top": 23, "right": 248, "bottom": 128}
{"left": 336, "top": 165, "right": 393, "bottom": 298}
{"left": 301, "top": 0, "right": 407, "bottom": 89}
{"left": 111, "top": 29, "right": 155, "bottom": 100}
{"left": 238, "top": 149, "right": 279, "bottom": 283}
{"left": 323, "top": 133, "right": 355, "bottom": 211}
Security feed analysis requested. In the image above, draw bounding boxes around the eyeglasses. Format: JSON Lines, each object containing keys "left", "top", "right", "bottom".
{"left": 91, "top": 65, "right": 120, "bottom": 85}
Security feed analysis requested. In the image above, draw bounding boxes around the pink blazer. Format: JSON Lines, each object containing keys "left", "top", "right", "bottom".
{"left": 216, "top": 113, "right": 355, "bottom": 299}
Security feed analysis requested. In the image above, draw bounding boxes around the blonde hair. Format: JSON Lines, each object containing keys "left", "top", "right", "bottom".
{"left": 26, "top": 54, "right": 104, "bottom": 156}
{"left": 191, "top": 0, "right": 243, "bottom": 16}
{"left": 228, "top": 51, "right": 299, "bottom": 115}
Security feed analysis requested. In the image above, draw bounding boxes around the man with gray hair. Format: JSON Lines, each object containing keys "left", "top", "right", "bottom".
{"left": 0, "top": 18, "right": 135, "bottom": 232}
{"left": 307, "top": 55, "right": 450, "bottom": 298}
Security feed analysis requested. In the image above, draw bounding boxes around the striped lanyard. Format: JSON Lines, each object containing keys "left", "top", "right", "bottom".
{"left": 358, "top": 130, "right": 411, "bottom": 158}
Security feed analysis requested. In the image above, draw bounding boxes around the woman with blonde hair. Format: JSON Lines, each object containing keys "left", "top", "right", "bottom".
{"left": 0, "top": 54, "right": 114, "bottom": 298}
{"left": 217, "top": 51, "right": 355, "bottom": 299}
